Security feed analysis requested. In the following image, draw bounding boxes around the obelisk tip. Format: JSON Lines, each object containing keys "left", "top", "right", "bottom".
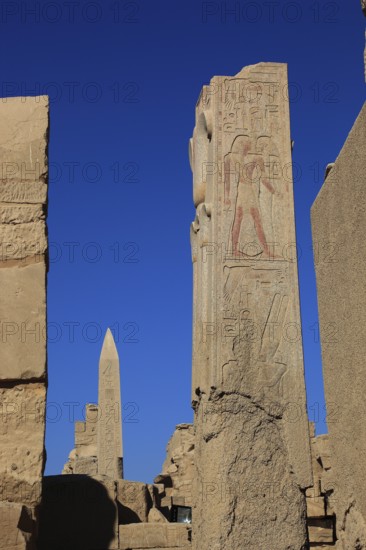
{"left": 100, "top": 328, "right": 118, "bottom": 359}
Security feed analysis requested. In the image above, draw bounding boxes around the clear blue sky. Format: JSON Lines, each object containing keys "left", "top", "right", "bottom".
{"left": 1, "top": 0, "right": 364, "bottom": 482}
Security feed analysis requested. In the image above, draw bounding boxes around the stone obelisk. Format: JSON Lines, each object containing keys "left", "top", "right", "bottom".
{"left": 97, "top": 328, "right": 123, "bottom": 479}
{"left": 189, "top": 63, "right": 312, "bottom": 548}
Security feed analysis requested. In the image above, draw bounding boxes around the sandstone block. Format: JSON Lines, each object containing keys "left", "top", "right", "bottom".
{"left": 0, "top": 502, "right": 36, "bottom": 550}
{"left": 0, "top": 181, "right": 47, "bottom": 204}
{"left": 117, "top": 480, "right": 152, "bottom": 524}
{"left": 307, "top": 497, "right": 325, "bottom": 517}
{"left": 0, "top": 204, "right": 43, "bottom": 225}
{"left": 75, "top": 404, "right": 98, "bottom": 448}
{"left": 0, "top": 262, "right": 46, "bottom": 380}
{"left": 0, "top": 384, "right": 46, "bottom": 489}
{"left": 313, "top": 434, "right": 331, "bottom": 470}
{"left": 308, "top": 519, "right": 334, "bottom": 543}
{"left": 0, "top": 220, "right": 46, "bottom": 262}
{"left": 119, "top": 523, "right": 191, "bottom": 549}
{"left": 0, "top": 96, "right": 48, "bottom": 183}
{"left": 73, "top": 457, "right": 98, "bottom": 476}
{"left": 148, "top": 507, "right": 169, "bottom": 523}
{"left": 160, "top": 496, "right": 172, "bottom": 508}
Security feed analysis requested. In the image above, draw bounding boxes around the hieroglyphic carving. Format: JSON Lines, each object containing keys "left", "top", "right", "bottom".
{"left": 97, "top": 328, "right": 123, "bottom": 479}
{"left": 223, "top": 134, "right": 281, "bottom": 257}
{"left": 0, "top": 96, "right": 48, "bottom": 548}
{"left": 190, "top": 64, "right": 311, "bottom": 549}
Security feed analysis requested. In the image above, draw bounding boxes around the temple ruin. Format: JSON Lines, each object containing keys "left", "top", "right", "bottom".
{"left": 0, "top": 5, "right": 365, "bottom": 549}
{"left": 189, "top": 61, "right": 311, "bottom": 549}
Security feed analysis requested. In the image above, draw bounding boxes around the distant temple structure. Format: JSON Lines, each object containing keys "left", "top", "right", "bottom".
{"left": 63, "top": 328, "right": 124, "bottom": 479}
{"left": 0, "top": 5, "right": 365, "bottom": 549}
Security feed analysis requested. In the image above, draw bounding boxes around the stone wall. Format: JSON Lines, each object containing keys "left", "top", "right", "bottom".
{"left": 312, "top": 102, "right": 366, "bottom": 548}
{"left": 0, "top": 96, "right": 48, "bottom": 549}
{"left": 119, "top": 523, "right": 191, "bottom": 549}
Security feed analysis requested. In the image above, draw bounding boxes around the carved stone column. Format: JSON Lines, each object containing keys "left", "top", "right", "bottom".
{"left": 190, "top": 63, "right": 311, "bottom": 549}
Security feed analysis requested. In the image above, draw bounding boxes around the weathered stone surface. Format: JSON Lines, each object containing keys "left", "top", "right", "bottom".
{"left": 119, "top": 524, "right": 191, "bottom": 549}
{"left": 0, "top": 384, "right": 46, "bottom": 490}
{"left": 189, "top": 63, "right": 311, "bottom": 548}
{"left": 0, "top": 262, "right": 46, "bottom": 380}
{"left": 305, "top": 424, "right": 335, "bottom": 546}
{"left": 0, "top": 502, "right": 36, "bottom": 550}
{"left": 311, "top": 102, "right": 366, "bottom": 547}
{"left": 0, "top": 96, "right": 48, "bottom": 547}
{"left": 307, "top": 497, "right": 325, "bottom": 518}
{"left": 39, "top": 475, "right": 118, "bottom": 550}
{"left": 0, "top": 203, "right": 43, "bottom": 225}
{"left": 0, "top": 96, "right": 48, "bottom": 182}
{"left": 62, "top": 449, "right": 76, "bottom": 475}
{"left": 98, "top": 329, "right": 123, "bottom": 479}
{"left": 0, "top": 96, "right": 48, "bottom": 382}
{"left": 0, "top": 221, "right": 47, "bottom": 261}
{"left": 313, "top": 434, "right": 331, "bottom": 472}
{"left": 148, "top": 507, "right": 169, "bottom": 523}
{"left": 0, "top": 181, "right": 47, "bottom": 204}
{"left": 73, "top": 456, "right": 98, "bottom": 476}
{"left": 63, "top": 404, "right": 99, "bottom": 474}
{"left": 0, "top": 97, "right": 48, "bottom": 265}
{"left": 0, "top": 383, "right": 45, "bottom": 548}
{"left": 117, "top": 480, "right": 153, "bottom": 524}
{"left": 75, "top": 404, "right": 98, "bottom": 451}
{"left": 0, "top": 476, "right": 41, "bottom": 509}
{"left": 306, "top": 425, "right": 332, "bottom": 502}
{"left": 155, "top": 424, "right": 194, "bottom": 509}
{"left": 308, "top": 524, "right": 333, "bottom": 544}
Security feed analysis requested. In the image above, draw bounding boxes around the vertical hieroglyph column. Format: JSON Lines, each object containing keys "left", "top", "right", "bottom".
{"left": 97, "top": 328, "right": 123, "bottom": 479}
{"left": 189, "top": 64, "right": 312, "bottom": 549}
{"left": 0, "top": 96, "right": 48, "bottom": 548}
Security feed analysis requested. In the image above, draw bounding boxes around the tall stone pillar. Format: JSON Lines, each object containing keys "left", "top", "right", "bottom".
{"left": 0, "top": 96, "right": 48, "bottom": 548}
{"left": 97, "top": 328, "right": 123, "bottom": 479}
{"left": 189, "top": 63, "right": 312, "bottom": 549}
